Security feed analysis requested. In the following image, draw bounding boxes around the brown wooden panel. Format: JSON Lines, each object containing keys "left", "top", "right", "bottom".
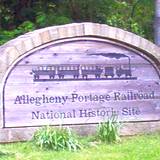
{"left": 3, "top": 39, "right": 160, "bottom": 127}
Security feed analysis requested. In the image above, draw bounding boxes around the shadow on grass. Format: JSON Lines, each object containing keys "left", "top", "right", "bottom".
{"left": 0, "top": 151, "right": 14, "bottom": 158}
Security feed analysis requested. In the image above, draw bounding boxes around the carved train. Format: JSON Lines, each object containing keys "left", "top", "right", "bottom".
{"left": 32, "top": 64, "right": 135, "bottom": 81}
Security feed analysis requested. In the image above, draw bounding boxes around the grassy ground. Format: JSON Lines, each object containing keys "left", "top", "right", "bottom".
{"left": 0, "top": 133, "right": 160, "bottom": 160}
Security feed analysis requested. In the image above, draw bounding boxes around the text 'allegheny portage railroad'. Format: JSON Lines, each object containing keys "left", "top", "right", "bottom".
{"left": 14, "top": 91, "right": 155, "bottom": 106}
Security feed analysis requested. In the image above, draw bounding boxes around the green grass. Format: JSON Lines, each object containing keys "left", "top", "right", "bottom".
{"left": 0, "top": 133, "right": 160, "bottom": 160}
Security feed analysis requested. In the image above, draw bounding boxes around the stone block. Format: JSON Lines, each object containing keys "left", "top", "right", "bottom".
{"left": 83, "top": 22, "right": 94, "bottom": 35}
{"left": 0, "top": 129, "right": 9, "bottom": 143}
{"left": 115, "top": 28, "right": 126, "bottom": 42}
{"left": 21, "top": 37, "right": 35, "bottom": 52}
{"left": 0, "top": 109, "right": 2, "bottom": 128}
{"left": 145, "top": 41, "right": 157, "bottom": 57}
{"left": 123, "top": 31, "right": 133, "bottom": 45}
{"left": 100, "top": 24, "right": 110, "bottom": 38}
{"left": 139, "top": 37, "right": 149, "bottom": 51}
{"left": 0, "top": 53, "right": 8, "bottom": 73}
{"left": 8, "top": 128, "right": 37, "bottom": 142}
{"left": 48, "top": 27, "right": 59, "bottom": 41}
{"left": 120, "top": 121, "right": 160, "bottom": 136}
{"left": 92, "top": 23, "right": 101, "bottom": 36}
{"left": 7, "top": 39, "right": 26, "bottom": 55}
{"left": 66, "top": 24, "right": 78, "bottom": 38}
{"left": 70, "top": 124, "right": 96, "bottom": 136}
{"left": 108, "top": 26, "right": 117, "bottom": 40}
{"left": 30, "top": 32, "right": 43, "bottom": 47}
{"left": 39, "top": 30, "right": 52, "bottom": 44}
{"left": 57, "top": 26, "right": 68, "bottom": 39}
{"left": 152, "top": 45, "right": 160, "bottom": 59}
{"left": 74, "top": 24, "right": 84, "bottom": 37}
{"left": 131, "top": 34, "right": 141, "bottom": 49}
{"left": 2, "top": 47, "right": 20, "bottom": 66}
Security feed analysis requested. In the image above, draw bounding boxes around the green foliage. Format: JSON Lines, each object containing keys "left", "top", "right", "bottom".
{"left": 106, "top": 15, "right": 145, "bottom": 37}
{"left": 105, "top": 0, "right": 151, "bottom": 37}
{"left": 35, "top": 12, "right": 48, "bottom": 28}
{"left": 17, "top": 21, "right": 36, "bottom": 33}
{"left": 0, "top": 0, "right": 155, "bottom": 45}
{"left": 0, "top": 21, "right": 35, "bottom": 45}
{"left": 36, "top": 12, "right": 71, "bottom": 28}
{"left": 0, "top": 150, "right": 14, "bottom": 158}
{"left": 0, "top": 151, "right": 6, "bottom": 156}
{"left": 33, "top": 126, "right": 82, "bottom": 151}
{"left": 97, "top": 116, "right": 121, "bottom": 143}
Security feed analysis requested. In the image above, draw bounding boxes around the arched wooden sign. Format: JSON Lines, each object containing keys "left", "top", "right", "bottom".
{"left": 3, "top": 37, "right": 160, "bottom": 127}
{"left": 0, "top": 23, "right": 160, "bottom": 142}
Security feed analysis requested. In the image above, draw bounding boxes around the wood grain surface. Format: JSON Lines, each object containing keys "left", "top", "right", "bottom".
{"left": 3, "top": 39, "right": 160, "bottom": 127}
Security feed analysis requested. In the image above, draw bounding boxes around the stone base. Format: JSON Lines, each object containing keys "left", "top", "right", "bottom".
{"left": 1, "top": 121, "right": 160, "bottom": 143}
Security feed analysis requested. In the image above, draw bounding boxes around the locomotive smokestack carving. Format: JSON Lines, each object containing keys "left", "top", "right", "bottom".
{"left": 89, "top": 52, "right": 131, "bottom": 72}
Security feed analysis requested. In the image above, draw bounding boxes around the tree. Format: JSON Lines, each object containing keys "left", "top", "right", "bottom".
{"left": 0, "top": 0, "right": 155, "bottom": 45}
{"left": 155, "top": 0, "right": 160, "bottom": 45}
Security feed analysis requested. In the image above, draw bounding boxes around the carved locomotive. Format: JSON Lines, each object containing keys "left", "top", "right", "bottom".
{"left": 32, "top": 64, "right": 133, "bottom": 81}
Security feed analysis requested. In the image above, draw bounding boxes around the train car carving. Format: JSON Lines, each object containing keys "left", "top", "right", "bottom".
{"left": 32, "top": 66, "right": 56, "bottom": 80}
{"left": 104, "top": 67, "right": 114, "bottom": 78}
{"left": 57, "top": 65, "right": 79, "bottom": 79}
{"left": 116, "top": 66, "right": 132, "bottom": 78}
{"left": 81, "top": 65, "right": 103, "bottom": 79}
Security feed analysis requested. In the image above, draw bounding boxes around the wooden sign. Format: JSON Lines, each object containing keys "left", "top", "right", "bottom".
{"left": 3, "top": 38, "right": 160, "bottom": 128}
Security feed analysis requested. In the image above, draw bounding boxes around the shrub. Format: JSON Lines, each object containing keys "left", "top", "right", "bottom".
{"left": 33, "top": 126, "right": 82, "bottom": 151}
{"left": 97, "top": 115, "right": 121, "bottom": 143}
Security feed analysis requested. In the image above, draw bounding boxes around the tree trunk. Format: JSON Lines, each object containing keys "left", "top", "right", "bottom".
{"left": 154, "top": 0, "right": 160, "bottom": 45}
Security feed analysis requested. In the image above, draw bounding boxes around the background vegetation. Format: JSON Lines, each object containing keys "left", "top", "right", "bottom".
{"left": 0, "top": 0, "right": 154, "bottom": 45}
